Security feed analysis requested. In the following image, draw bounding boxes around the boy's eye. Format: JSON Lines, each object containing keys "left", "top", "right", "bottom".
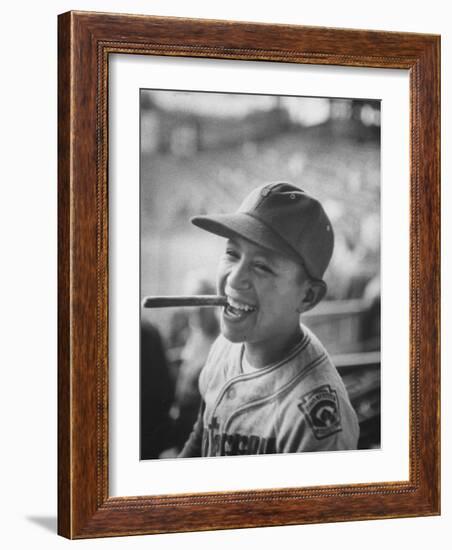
{"left": 225, "top": 249, "right": 239, "bottom": 259}
{"left": 254, "top": 262, "right": 273, "bottom": 274}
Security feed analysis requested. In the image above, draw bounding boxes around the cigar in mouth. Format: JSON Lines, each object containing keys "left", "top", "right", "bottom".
{"left": 142, "top": 295, "right": 228, "bottom": 309}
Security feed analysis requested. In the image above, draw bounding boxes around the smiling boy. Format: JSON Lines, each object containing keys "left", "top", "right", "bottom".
{"left": 179, "top": 182, "right": 359, "bottom": 457}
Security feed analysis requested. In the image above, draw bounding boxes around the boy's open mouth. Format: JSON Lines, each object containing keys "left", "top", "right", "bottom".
{"left": 224, "top": 297, "right": 257, "bottom": 320}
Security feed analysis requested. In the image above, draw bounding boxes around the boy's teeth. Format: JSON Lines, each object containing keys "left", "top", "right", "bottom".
{"left": 227, "top": 298, "right": 255, "bottom": 312}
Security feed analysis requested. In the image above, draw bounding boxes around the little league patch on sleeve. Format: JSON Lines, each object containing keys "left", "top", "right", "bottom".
{"left": 298, "top": 385, "right": 342, "bottom": 439}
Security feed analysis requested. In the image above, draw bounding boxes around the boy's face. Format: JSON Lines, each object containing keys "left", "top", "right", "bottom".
{"left": 217, "top": 236, "right": 309, "bottom": 362}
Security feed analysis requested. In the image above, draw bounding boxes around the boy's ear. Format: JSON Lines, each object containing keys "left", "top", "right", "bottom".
{"left": 297, "top": 281, "right": 327, "bottom": 313}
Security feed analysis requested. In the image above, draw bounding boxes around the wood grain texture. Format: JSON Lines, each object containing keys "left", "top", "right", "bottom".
{"left": 57, "top": 10, "right": 72, "bottom": 538}
{"left": 57, "top": 10, "right": 440, "bottom": 539}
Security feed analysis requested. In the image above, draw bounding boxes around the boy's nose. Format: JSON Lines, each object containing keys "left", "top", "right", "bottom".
{"left": 227, "top": 262, "right": 251, "bottom": 291}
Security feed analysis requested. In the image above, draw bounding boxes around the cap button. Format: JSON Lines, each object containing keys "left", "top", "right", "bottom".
{"left": 261, "top": 187, "right": 271, "bottom": 197}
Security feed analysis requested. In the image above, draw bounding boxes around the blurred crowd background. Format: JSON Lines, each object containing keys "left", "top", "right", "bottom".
{"left": 139, "top": 90, "right": 381, "bottom": 459}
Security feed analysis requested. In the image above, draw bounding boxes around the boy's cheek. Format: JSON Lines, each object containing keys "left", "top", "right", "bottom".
{"left": 217, "top": 281, "right": 227, "bottom": 297}
{"left": 216, "top": 266, "right": 228, "bottom": 293}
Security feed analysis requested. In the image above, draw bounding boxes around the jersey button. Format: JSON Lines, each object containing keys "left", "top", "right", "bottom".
{"left": 227, "top": 387, "right": 236, "bottom": 399}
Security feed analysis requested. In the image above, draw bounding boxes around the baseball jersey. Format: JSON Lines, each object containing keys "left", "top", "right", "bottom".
{"left": 179, "top": 324, "right": 359, "bottom": 457}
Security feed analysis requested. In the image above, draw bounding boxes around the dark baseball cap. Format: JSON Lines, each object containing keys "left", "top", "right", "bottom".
{"left": 191, "top": 182, "right": 334, "bottom": 282}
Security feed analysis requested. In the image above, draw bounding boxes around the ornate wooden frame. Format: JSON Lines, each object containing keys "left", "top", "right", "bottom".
{"left": 58, "top": 11, "right": 440, "bottom": 539}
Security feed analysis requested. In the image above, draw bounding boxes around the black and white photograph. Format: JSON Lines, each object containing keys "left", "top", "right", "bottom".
{"left": 139, "top": 90, "right": 381, "bottom": 460}
{"left": 1, "top": 0, "right": 445, "bottom": 546}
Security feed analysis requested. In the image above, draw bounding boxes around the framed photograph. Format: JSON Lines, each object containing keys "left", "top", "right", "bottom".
{"left": 58, "top": 11, "right": 440, "bottom": 538}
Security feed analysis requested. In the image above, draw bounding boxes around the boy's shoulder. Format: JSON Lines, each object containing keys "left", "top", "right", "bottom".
{"left": 297, "top": 322, "right": 348, "bottom": 392}
{"left": 299, "top": 322, "right": 327, "bottom": 354}
{"left": 272, "top": 325, "right": 359, "bottom": 449}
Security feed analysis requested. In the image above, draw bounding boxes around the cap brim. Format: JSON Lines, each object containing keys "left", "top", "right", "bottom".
{"left": 191, "top": 212, "right": 299, "bottom": 262}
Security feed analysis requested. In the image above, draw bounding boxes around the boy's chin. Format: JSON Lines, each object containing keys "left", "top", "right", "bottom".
{"left": 220, "top": 325, "right": 246, "bottom": 343}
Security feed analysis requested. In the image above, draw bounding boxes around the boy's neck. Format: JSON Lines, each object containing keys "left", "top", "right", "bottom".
{"left": 243, "top": 326, "right": 304, "bottom": 369}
